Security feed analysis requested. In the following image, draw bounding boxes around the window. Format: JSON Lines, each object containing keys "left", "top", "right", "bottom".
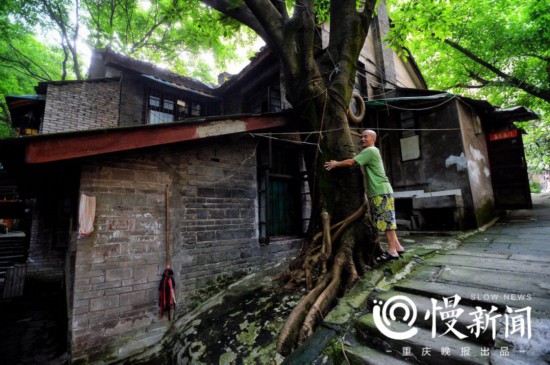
{"left": 146, "top": 89, "right": 204, "bottom": 124}
{"left": 246, "top": 81, "right": 282, "bottom": 114}
{"left": 257, "top": 139, "right": 305, "bottom": 244}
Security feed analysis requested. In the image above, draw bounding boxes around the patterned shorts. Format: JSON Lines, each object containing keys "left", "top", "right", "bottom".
{"left": 369, "top": 194, "right": 397, "bottom": 232}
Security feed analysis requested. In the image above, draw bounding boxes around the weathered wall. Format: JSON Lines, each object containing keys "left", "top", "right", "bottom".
{"left": 381, "top": 104, "right": 467, "bottom": 191}
{"left": 378, "top": 101, "right": 478, "bottom": 228}
{"left": 119, "top": 72, "right": 146, "bottom": 127}
{"left": 393, "top": 54, "right": 425, "bottom": 89}
{"left": 42, "top": 80, "right": 120, "bottom": 134}
{"left": 71, "top": 135, "right": 302, "bottom": 362}
{"left": 370, "top": 0, "right": 396, "bottom": 87}
{"left": 456, "top": 101, "right": 495, "bottom": 226}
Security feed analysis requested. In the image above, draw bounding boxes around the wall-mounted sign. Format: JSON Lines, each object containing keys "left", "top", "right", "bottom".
{"left": 400, "top": 135, "right": 421, "bottom": 161}
{"left": 489, "top": 129, "right": 518, "bottom": 141}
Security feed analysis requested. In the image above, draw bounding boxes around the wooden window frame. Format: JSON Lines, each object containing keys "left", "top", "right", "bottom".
{"left": 257, "top": 138, "right": 306, "bottom": 244}
{"left": 146, "top": 88, "right": 204, "bottom": 124}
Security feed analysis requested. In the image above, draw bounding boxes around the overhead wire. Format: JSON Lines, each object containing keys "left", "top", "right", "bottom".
{"left": 255, "top": 0, "right": 456, "bottom": 156}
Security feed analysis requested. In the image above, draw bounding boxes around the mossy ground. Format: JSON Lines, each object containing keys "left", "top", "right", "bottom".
{"left": 177, "top": 285, "right": 302, "bottom": 364}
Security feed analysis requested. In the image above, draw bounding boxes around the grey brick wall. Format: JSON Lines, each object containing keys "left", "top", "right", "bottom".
{"left": 119, "top": 73, "right": 146, "bottom": 127}
{"left": 71, "top": 135, "right": 302, "bottom": 362}
{"left": 42, "top": 80, "right": 120, "bottom": 134}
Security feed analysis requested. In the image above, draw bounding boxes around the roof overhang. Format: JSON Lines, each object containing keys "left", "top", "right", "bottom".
{"left": 141, "top": 74, "right": 222, "bottom": 100}
{"left": 6, "top": 95, "right": 46, "bottom": 113}
{"left": 365, "top": 89, "right": 539, "bottom": 126}
{"left": 0, "top": 113, "right": 291, "bottom": 165}
{"left": 488, "top": 106, "right": 539, "bottom": 124}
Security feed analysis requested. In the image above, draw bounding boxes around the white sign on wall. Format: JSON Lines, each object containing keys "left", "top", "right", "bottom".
{"left": 400, "top": 135, "right": 421, "bottom": 161}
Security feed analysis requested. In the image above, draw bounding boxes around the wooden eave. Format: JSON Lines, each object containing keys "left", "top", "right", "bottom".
{"left": 3, "top": 113, "right": 291, "bottom": 164}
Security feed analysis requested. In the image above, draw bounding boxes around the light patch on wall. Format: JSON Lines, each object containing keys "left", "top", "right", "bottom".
{"left": 197, "top": 120, "right": 247, "bottom": 138}
{"left": 484, "top": 167, "right": 491, "bottom": 177}
{"left": 468, "top": 160, "right": 481, "bottom": 183}
{"left": 445, "top": 153, "right": 467, "bottom": 171}
{"left": 469, "top": 145, "right": 486, "bottom": 162}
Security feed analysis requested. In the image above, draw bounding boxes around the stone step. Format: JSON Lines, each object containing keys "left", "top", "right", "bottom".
{"left": 394, "top": 280, "right": 550, "bottom": 316}
{"left": 356, "top": 314, "right": 490, "bottom": 365}
{"left": 411, "top": 264, "right": 549, "bottom": 298}
{"left": 367, "top": 290, "right": 497, "bottom": 345}
{"left": 426, "top": 253, "right": 550, "bottom": 276}
{"left": 447, "top": 249, "right": 550, "bottom": 263}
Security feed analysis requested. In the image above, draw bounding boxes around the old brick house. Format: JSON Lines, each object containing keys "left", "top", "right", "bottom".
{"left": 363, "top": 90, "right": 537, "bottom": 230}
{"left": 0, "top": 4, "right": 536, "bottom": 363}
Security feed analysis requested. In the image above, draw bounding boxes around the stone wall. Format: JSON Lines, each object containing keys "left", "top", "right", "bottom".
{"left": 71, "top": 135, "right": 302, "bottom": 362}
{"left": 42, "top": 79, "right": 120, "bottom": 134}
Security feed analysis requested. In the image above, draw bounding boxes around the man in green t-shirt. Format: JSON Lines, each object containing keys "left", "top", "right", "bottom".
{"left": 324, "top": 129, "right": 405, "bottom": 263}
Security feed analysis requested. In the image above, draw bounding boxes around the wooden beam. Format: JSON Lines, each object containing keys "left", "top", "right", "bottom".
{"left": 25, "top": 114, "right": 290, "bottom": 164}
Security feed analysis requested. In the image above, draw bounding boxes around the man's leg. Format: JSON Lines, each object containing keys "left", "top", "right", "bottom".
{"left": 385, "top": 229, "right": 404, "bottom": 256}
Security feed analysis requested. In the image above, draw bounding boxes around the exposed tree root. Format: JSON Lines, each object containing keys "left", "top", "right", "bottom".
{"left": 298, "top": 234, "right": 355, "bottom": 344}
{"left": 276, "top": 203, "right": 370, "bottom": 355}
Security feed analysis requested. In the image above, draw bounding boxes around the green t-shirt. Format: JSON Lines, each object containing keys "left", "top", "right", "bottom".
{"left": 353, "top": 146, "right": 393, "bottom": 197}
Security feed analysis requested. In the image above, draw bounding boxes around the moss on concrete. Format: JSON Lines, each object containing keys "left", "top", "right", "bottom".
{"left": 475, "top": 199, "right": 496, "bottom": 227}
{"left": 187, "top": 270, "right": 249, "bottom": 311}
{"left": 174, "top": 284, "right": 302, "bottom": 364}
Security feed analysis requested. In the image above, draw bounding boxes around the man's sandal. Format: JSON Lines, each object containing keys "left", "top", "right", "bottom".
{"left": 397, "top": 250, "right": 406, "bottom": 256}
{"left": 376, "top": 251, "right": 399, "bottom": 264}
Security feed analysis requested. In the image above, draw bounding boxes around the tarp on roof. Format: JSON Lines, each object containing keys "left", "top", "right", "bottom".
{"left": 141, "top": 74, "right": 222, "bottom": 100}
{"left": 365, "top": 93, "right": 454, "bottom": 107}
{"left": 365, "top": 91, "right": 538, "bottom": 124}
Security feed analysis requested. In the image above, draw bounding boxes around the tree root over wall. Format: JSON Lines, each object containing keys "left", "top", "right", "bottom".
{"left": 276, "top": 202, "right": 380, "bottom": 355}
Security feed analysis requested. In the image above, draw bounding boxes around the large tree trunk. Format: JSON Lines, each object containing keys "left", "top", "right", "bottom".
{"left": 274, "top": 78, "right": 382, "bottom": 355}
{"left": 199, "top": 0, "right": 381, "bottom": 354}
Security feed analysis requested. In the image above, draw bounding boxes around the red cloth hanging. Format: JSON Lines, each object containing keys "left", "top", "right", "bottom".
{"left": 159, "top": 269, "right": 176, "bottom": 320}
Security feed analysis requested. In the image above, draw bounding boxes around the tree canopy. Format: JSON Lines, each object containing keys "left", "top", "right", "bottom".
{"left": 386, "top": 0, "right": 550, "bottom": 173}
{"left": 0, "top": 0, "right": 260, "bottom": 133}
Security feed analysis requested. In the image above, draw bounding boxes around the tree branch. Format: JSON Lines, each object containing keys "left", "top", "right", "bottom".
{"left": 40, "top": 0, "right": 82, "bottom": 79}
{"left": 0, "top": 59, "right": 51, "bottom": 82}
{"left": 445, "top": 39, "right": 550, "bottom": 103}
{"left": 271, "top": 0, "right": 288, "bottom": 20}
{"left": 243, "top": 0, "right": 285, "bottom": 48}
{"left": 1, "top": 39, "right": 55, "bottom": 81}
{"left": 325, "top": 0, "right": 373, "bottom": 99}
{"left": 199, "top": 0, "right": 270, "bottom": 41}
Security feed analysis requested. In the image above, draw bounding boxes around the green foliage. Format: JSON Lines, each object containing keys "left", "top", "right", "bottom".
{"left": 321, "top": 338, "right": 346, "bottom": 364}
{"left": 519, "top": 117, "right": 550, "bottom": 173}
{"left": 0, "top": 18, "right": 65, "bottom": 125}
{"left": 0, "top": 0, "right": 260, "bottom": 122}
{"left": 530, "top": 181, "right": 542, "bottom": 194}
{"left": 386, "top": 0, "right": 550, "bottom": 173}
{"left": 0, "top": 121, "right": 17, "bottom": 139}
{"left": 82, "top": 0, "right": 256, "bottom": 83}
